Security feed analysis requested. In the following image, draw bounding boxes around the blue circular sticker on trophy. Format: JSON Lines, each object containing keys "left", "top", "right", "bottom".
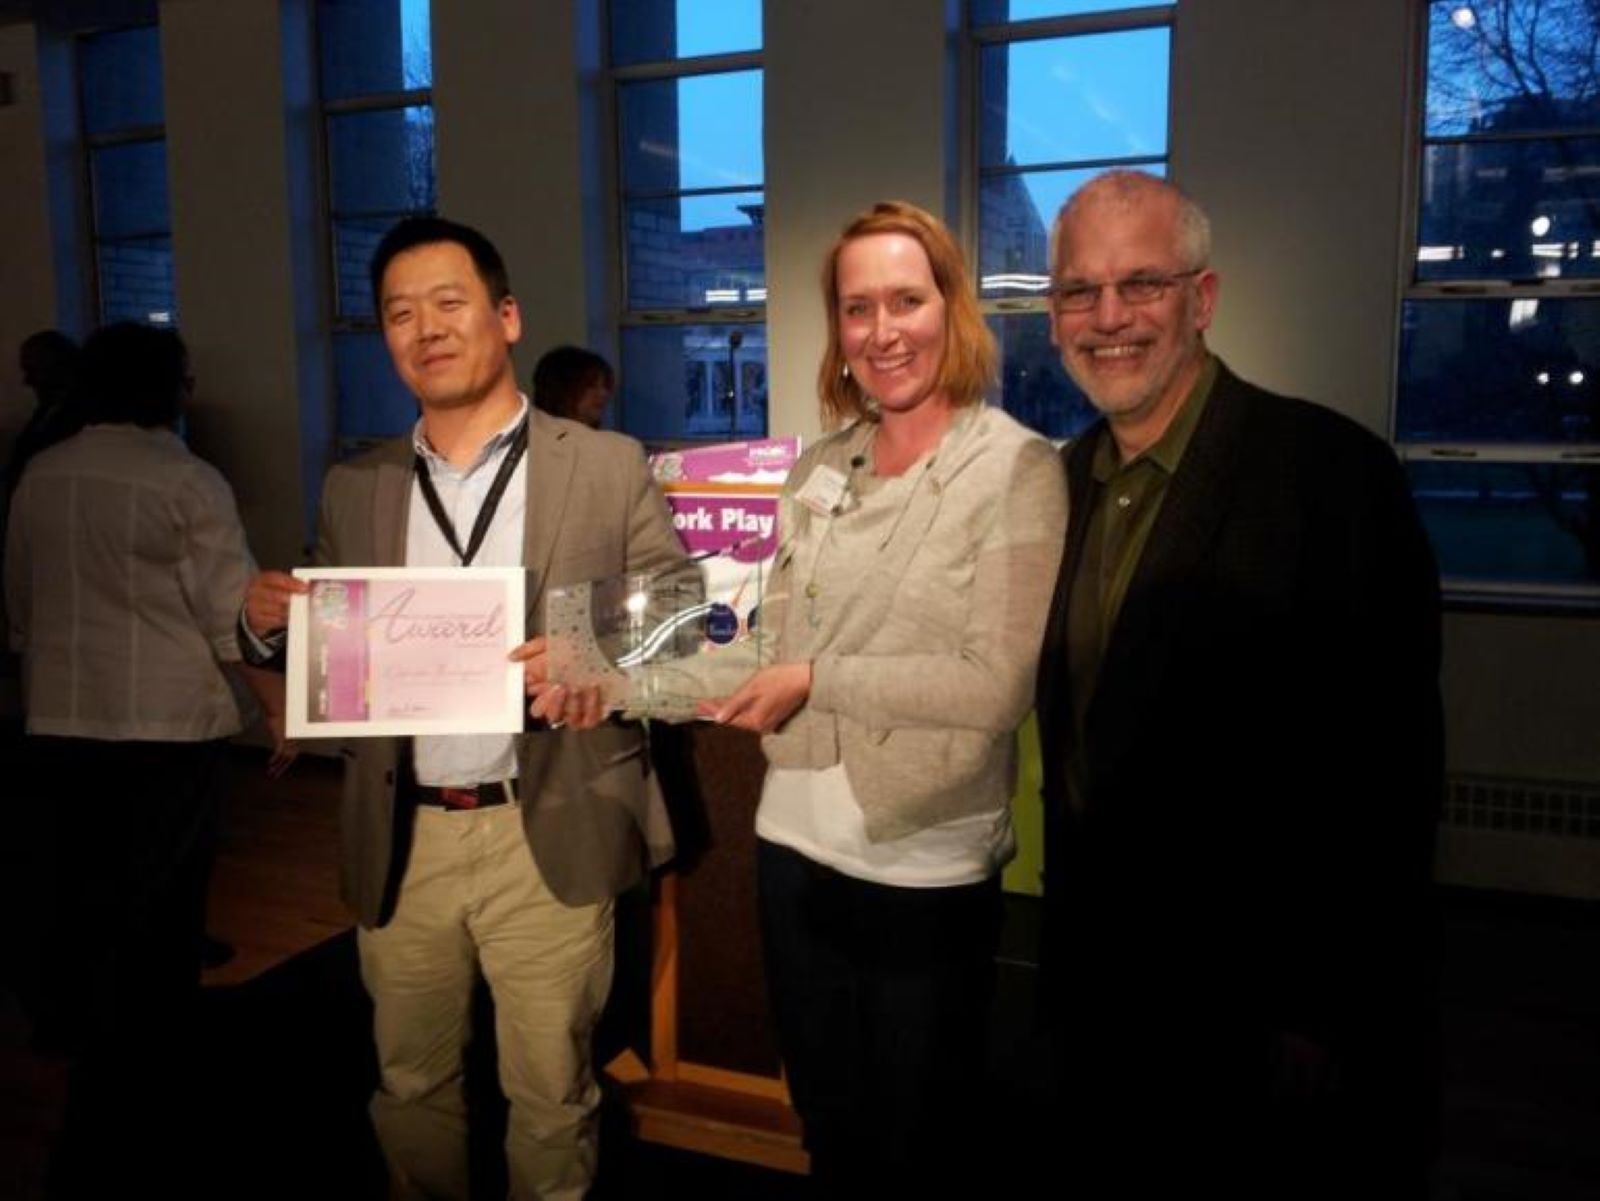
{"left": 705, "top": 602, "right": 739, "bottom": 646}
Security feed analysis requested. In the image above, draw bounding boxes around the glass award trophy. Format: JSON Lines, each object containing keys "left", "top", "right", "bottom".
{"left": 545, "top": 554, "right": 765, "bottom": 718}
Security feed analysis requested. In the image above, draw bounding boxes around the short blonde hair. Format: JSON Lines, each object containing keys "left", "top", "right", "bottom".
{"left": 817, "top": 200, "right": 996, "bottom": 429}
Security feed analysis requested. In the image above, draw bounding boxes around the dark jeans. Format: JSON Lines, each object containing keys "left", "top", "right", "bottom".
{"left": 757, "top": 839, "right": 1002, "bottom": 1199}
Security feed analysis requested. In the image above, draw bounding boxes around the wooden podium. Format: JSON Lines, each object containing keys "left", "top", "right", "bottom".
{"left": 604, "top": 723, "right": 809, "bottom": 1174}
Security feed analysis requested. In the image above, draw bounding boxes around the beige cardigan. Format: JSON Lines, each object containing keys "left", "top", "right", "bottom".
{"left": 666, "top": 404, "right": 1067, "bottom": 842}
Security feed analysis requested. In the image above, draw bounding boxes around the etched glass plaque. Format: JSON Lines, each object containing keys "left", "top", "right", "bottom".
{"left": 546, "top": 561, "right": 761, "bottom": 718}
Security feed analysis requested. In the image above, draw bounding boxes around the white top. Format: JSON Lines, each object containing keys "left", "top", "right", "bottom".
{"left": 757, "top": 764, "right": 1015, "bottom": 888}
{"left": 5, "top": 424, "right": 253, "bottom": 741}
{"left": 405, "top": 400, "right": 528, "bottom": 787}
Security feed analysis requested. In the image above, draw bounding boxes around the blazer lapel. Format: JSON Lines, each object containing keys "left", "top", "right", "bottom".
{"left": 1092, "top": 368, "right": 1248, "bottom": 704}
{"left": 1039, "top": 427, "right": 1103, "bottom": 726}
{"left": 523, "top": 411, "right": 576, "bottom": 632}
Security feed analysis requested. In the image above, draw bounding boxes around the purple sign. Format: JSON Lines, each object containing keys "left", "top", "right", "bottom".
{"left": 667, "top": 493, "right": 779, "bottom": 563}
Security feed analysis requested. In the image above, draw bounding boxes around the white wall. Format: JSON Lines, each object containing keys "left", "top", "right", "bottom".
{"left": 433, "top": 0, "right": 594, "bottom": 383}
{"left": 1444, "top": 613, "right": 1600, "bottom": 781}
{"left": 764, "top": 0, "right": 960, "bottom": 444}
{"left": 1172, "top": 0, "right": 1413, "bottom": 438}
{"left": 162, "top": 0, "right": 318, "bottom": 568}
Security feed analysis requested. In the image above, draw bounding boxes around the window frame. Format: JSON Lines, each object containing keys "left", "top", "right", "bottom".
{"left": 315, "top": 6, "right": 435, "bottom": 336}
{"left": 964, "top": 3, "right": 1177, "bottom": 436}
{"left": 1393, "top": 0, "right": 1600, "bottom": 609}
{"left": 76, "top": 22, "right": 175, "bottom": 327}
{"left": 313, "top": 0, "right": 437, "bottom": 453}
{"left": 606, "top": 6, "right": 767, "bottom": 445}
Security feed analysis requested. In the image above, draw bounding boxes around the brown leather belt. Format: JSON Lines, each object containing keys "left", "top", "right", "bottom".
{"left": 413, "top": 781, "right": 514, "bottom": 810}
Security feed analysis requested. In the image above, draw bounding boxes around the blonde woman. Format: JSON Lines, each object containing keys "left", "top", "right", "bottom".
{"left": 701, "top": 201, "right": 1068, "bottom": 1193}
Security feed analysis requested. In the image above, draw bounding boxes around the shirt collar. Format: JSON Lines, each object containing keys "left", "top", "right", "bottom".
{"left": 1091, "top": 354, "right": 1218, "bottom": 483}
{"left": 412, "top": 394, "right": 529, "bottom": 476}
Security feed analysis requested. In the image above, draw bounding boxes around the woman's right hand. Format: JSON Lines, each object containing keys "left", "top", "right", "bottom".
{"left": 699, "top": 661, "right": 812, "bottom": 734}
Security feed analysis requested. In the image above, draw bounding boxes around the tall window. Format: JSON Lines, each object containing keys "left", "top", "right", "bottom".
{"left": 610, "top": 0, "right": 766, "bottom": 444}
{"left": 318, "top": 0, "right": 435, "bottom": 450}
{"left": 1398, "top": 0, "right": 1600, "bottom": 603}
{"left": 79, "top": 25, "right": 175, "bottom": 326}
{"left": 970, "top": 1, "right": 1175, "bottom": 438}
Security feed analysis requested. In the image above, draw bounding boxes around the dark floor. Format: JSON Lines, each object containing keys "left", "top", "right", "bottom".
{"left": 179, "top": 928, "right": 814, "bottom": 1201}
{"left": 1429, "top": 891, "right": 1600, "bottom": 1201}
{"left": 7, "top": 894, "right": 1595, "bottom": 1200}
{"left": 2, "top": 744, "right": 1598, "bottom": 1199}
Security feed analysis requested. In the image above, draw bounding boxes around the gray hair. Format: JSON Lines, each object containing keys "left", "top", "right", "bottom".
{"left": 1050, "top": 169, "right": 1212, "bottom": 275}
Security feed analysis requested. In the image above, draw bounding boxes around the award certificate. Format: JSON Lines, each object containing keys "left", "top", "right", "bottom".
{"left": 286, "top": 566, "right": 526, "bottom": 738}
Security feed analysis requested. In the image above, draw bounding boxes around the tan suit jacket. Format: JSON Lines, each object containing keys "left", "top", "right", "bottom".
{"left": 319, "top": 408, "right": 687, "bottom": 927}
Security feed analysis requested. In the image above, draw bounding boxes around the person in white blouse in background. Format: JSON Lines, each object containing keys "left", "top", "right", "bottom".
{"left": 5, "top": 321, "right": 285, "bottom": 1194}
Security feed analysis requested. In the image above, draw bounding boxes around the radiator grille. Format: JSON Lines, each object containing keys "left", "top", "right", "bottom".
{"left": 1445, "top": 777, "right": 1600, "bottom": 840}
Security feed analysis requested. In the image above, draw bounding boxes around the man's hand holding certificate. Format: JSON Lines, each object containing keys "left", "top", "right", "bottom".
{"left": 285, "top": 567, "right": 527, "bottom": 738}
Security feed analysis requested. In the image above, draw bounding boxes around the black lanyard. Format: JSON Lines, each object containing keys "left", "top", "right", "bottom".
{"left": 413, "top": 418, "right": 529, "bottom": 566}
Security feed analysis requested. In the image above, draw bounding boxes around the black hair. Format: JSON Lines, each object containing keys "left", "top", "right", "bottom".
{"left": 79, "top": 322, "right": 189, "bottom": 429}
{"left": 531, "top": 345, "right": 615, "bottom": 419}
{"left": 19, "top": 329, "right": 78, "bottom": 371}
{"left": 19, "top": 330, "right": 80, "bottom": 405}
{"left": 369, "top": 215, "right": 512, "bottom": 312}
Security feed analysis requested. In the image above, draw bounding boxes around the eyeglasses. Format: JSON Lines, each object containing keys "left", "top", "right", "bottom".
{"left": 1050, "top": 269, "right": 1203, "bottom": 313}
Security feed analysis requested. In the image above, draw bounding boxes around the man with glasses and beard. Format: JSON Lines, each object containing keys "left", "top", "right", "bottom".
{"left": 1035, "top": 171, "right": 1443, "bottom": 1198}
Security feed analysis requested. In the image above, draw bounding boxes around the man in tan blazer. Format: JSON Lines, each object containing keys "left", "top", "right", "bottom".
{"left": 244, "top": 217, "right": 687, "bottom": 1201}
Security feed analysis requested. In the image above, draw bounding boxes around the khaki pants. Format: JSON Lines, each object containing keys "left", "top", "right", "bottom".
{"left": 358, "top": 801, "right": 614, "bottom": 1201}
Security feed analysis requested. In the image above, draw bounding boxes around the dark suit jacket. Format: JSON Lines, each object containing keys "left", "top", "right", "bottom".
{"left": 1036, "top": 361, "right": 1443, "bottom": 1052}
{"left": 318, "top": 409, "right": 689, "bottom": 928}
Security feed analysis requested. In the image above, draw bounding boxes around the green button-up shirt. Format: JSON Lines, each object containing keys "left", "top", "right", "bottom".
{"left": 1065, "top": 355, "right": 1218, "bottom": 736}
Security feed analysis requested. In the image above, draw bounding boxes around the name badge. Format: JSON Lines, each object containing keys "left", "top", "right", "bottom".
{"left": 795, "top": 464, "right": 851, "bottom": 517}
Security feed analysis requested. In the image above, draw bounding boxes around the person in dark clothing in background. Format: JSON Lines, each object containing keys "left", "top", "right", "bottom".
{"left": 6, "top": 322, "right": 285, "bottom": 1196}
{"left": 5, "top": 330, "right": 83, "bottom": 498}
{"left": 531, "top": 344, "right": 614, "bottom": 428}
